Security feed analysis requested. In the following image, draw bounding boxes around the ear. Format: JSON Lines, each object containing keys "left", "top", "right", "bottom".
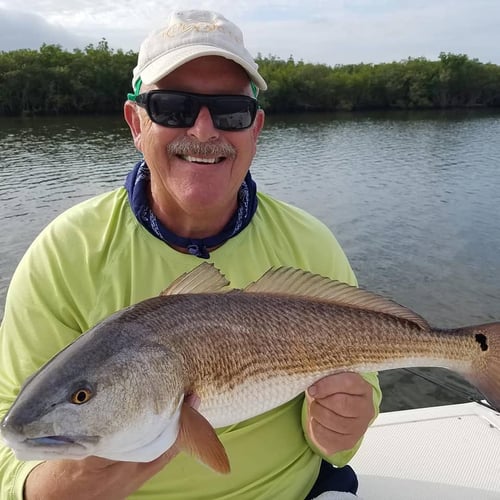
{"left": 251, "top": 108, "right": 265, "bottom": 141}
{"left": 124, "top": 100, "right": 144, "bottom": 152}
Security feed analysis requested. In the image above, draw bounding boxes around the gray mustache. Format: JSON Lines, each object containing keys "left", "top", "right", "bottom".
{"left": 168, "top": 139, "right": 236, "bottom": 158}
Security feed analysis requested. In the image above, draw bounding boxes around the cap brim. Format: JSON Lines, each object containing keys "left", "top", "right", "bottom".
{"left": 138, "top": 45, "right": 267, "bottom": 91}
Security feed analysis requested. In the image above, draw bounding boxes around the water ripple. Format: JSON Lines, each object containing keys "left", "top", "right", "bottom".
{"left": 1, "top": 111, "right": 499, "bottom": 410}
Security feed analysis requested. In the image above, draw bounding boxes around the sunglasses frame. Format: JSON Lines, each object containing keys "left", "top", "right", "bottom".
{"left": 134, "top": 90, "right": 258, "bottom": 131}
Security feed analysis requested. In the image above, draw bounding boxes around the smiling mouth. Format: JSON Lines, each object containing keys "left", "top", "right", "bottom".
{"left": 180, "top": 155, "right": 225, "bottom": 164}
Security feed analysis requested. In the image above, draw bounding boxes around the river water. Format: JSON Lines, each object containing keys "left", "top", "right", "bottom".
{"left": 1, "top": 109, "right": 499, "bottom": 411}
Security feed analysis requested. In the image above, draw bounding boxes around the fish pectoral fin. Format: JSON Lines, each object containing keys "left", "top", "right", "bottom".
{"left": 177, "top": 402, "right": 230, "bottom": 474}
{"left": 161, "top": 263, "right": 230, "bottom": 296}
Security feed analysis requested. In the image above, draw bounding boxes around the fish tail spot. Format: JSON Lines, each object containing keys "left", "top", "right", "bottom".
{"left": 467, "top": 322, "right": 500, "bottom": 412}
{"left": 475, "top": 333, "right": 489, "bottom": 352}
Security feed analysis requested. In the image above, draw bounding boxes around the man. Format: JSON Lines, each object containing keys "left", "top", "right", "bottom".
{"left": 0, "top": 10, "right": 380, "bottom": 499}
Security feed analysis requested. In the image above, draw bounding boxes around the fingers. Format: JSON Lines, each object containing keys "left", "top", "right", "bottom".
{"left": 306, "top": 396, "right": 366, "bottom": 454}
{"left": 308, "top": 372, "right": 372, "bottom": 400}
{"left": 185, "top": 392, "right": 201, "bottom": 409}
{"left": 308, "top": 417, "right": 358, "bottom": 455}
{"left": 306, "top": 373, "right": 375, "bottom": 455}
{"left": 309, "top": 397, "right": 355, "bottom": 431}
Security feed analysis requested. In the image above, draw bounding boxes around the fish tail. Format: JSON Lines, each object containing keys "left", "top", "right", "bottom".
{"left": 464, "top": 322, "right": 500, "bottom": 411}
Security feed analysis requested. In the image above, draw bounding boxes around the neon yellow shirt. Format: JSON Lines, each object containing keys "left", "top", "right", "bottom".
{"left": 0, "top": 188, "right": 381, "bottom": 500}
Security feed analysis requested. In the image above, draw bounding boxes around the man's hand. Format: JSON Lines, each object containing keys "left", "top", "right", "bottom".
{"left": 24, "top": 449, "right": 179, "bottom": 500}
{"left": 305, "top": 372, "right": 375, "bottom": 456}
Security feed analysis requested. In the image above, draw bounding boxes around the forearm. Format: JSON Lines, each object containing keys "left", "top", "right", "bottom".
{"left": 22, "top": 452, "right": 178, "bottom": 500}
{"left": 0, "top": 439, "right": 40, "bottom": 500}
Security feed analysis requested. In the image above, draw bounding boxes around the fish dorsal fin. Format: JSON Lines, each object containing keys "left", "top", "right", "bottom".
{"left": 161, "top": 263, "right": 229, "bottom": 296}
{"left": 244, "top": 267, "right": 429, "bottom": 329}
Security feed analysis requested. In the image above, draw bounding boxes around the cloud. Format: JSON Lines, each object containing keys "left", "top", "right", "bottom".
{"left": 1, "top": 1, "right": 499, "bottom": 65}
{"left": 0, "top": 7, "right": 90, "bottom": 51}
{"left": 242, "top": 0, "right": 500, "bottom": 65}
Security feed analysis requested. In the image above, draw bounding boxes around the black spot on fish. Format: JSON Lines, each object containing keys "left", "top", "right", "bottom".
{"left": 475, "top": 333, "right": 489, "bottom": 352}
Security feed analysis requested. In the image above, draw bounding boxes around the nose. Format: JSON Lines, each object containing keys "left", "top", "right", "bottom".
{"left": 187, "top": 106, "right": 220, "bottom": 142}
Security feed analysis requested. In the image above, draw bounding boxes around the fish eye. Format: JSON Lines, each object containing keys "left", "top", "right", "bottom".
{"left": 70, "top": 388, "right": 93, "bottom": 405}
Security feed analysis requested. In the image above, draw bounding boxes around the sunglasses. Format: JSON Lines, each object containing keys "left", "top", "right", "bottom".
{"left": 133, "top": 90, "right": 258, "bottom": 131}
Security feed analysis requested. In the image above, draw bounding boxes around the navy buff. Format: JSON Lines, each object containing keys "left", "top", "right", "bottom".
{"left": 125, "top": 160, "right": 258, "bottom": 258}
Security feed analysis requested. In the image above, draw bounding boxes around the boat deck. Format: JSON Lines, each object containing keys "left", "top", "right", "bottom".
{"left": 350, "top": 402, "right": 500, "bottom": 499}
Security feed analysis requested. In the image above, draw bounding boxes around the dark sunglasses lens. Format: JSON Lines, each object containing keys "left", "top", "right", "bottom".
{"left": 148, "top": 93, "right": 197, "bottom": 127}
{"left": 211, "top": 98, "right": 257, "bottom": 130}
{"left": 143, "top": 92, "right": 257, "bottom": 130}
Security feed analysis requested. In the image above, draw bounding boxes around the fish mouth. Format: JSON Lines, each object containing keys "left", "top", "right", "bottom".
{"left": 26, "top": 435, "right": 99, "bottom": 447}
{"left": 8, "top": 434, "right": 101, "bottom": 461}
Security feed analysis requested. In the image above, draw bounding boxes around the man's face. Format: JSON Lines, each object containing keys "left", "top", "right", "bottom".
{"left": 124, "top": 56, "right": 265, "bottom": 234}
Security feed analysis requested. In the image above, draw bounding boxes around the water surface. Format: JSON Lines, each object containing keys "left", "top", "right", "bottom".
{"left": 1, "top": 110, "right": 499, "bottom": 411}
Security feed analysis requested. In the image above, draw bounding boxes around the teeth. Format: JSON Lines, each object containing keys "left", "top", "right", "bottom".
{"left": 182, "top": 155, "right": 222, "bottom": 164}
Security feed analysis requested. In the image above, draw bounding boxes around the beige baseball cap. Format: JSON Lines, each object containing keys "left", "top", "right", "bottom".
{"left": 132, "top": 10, "right": 267, "bottom": 91}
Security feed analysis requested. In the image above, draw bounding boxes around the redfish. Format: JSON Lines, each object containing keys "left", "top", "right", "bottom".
{"left": 2, "top": 263, "right": 499, "bottom": 474}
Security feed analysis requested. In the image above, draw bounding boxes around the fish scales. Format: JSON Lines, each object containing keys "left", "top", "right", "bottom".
{"left": 1, "top": 263, "right": 499, "bottom": 470}
{"left": 115, "top": 292, "right": 482, "bottom": 426}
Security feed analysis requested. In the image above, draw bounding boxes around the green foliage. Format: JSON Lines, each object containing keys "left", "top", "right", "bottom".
{"left": 0, "top": 44, "right": 499, "bottom": 116}
{"left": 0, "top": 40, "right": 136, "bottom": 116}
{"left": 256, "top": 53, "right": 500, "bottom": 112}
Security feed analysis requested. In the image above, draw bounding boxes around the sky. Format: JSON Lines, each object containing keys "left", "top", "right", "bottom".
{"left": 1, "top": 0, "right": 499, "bottom": 66}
